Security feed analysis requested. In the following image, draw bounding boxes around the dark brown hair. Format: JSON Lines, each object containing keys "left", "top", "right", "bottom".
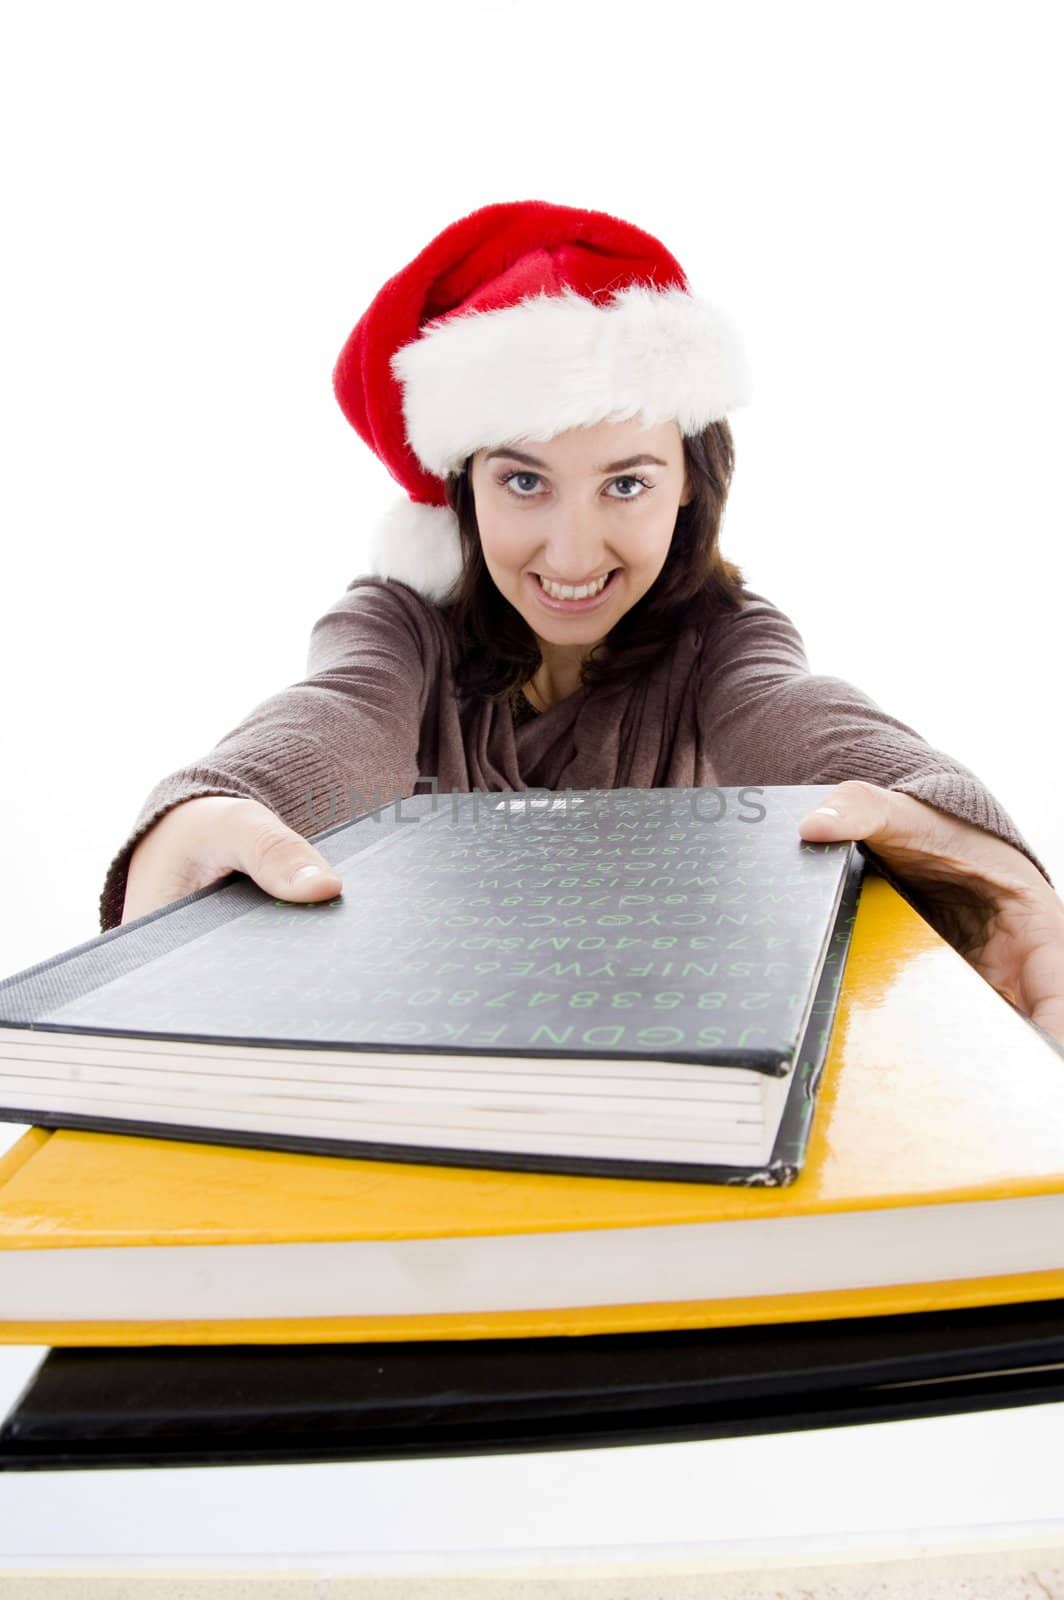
{"left": 438, "top": 422, "right": 747, "bottom": 705}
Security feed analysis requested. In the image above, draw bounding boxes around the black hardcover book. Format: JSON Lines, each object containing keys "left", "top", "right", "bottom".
{"left": 3, "top": 1298, "right": 1063, "bottom": 1471}
{"left": 0, "top": 786, "right": 864, "bottom": 1184}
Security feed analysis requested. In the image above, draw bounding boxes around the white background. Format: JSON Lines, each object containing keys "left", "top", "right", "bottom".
{"left": 1, "top": 0, "right": 1062, "bottom": 985}
{"left": 1, "top": 0, "right": 1063, "bottom": 1564}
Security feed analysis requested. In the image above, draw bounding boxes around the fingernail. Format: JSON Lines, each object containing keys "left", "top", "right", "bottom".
{"left": 812, "top": 806, "right": 841, "bottom": 817}
{"left": 291, "top": 865, "right": 324, "bottom": 884}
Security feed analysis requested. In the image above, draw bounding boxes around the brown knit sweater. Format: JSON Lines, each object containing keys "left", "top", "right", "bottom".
{"left": 98, "top": 577, "right": 1053, "bottom": 933}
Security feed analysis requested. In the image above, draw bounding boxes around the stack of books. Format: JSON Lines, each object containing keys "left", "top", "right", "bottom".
{"left": 0, "top": 786, "right": 1061, "bottom": 1466}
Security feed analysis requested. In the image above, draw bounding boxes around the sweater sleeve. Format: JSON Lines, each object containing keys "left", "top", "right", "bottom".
{"left": 699, "top": 590, "right": 1054, "bottom": 889}
{"left": 97, "top": 580, "right": 428, "bottom": 934}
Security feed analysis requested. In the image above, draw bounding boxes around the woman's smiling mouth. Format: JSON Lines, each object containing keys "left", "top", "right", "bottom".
{"left": 529, "top": 569, "right": 622, "bottom": 610}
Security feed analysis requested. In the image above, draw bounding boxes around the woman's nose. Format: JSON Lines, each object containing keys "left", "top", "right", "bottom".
{"left": 538, "top": 530, "right": 610, "bottom": 582}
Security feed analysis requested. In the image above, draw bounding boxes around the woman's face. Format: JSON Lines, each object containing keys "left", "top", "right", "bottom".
{"left": 469, "top": 418, "right": 692, "bottom": 655}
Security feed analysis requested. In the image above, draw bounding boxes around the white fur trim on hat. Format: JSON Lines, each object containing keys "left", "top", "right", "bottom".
{"left": 391, "top": 282, "right": 752, "bottom": 479}
{"left": 366, "top": 498, "right": 464, "bottom": 603}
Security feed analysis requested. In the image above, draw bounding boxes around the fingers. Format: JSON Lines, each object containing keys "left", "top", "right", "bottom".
{"left": 121, "top": 796, "right": 343, "bottom": 924}
{"left": 229, "top": 809, "right": 344, "bottom": 904}
{"left": 798, "top": 781, "right": 923, "bottom": 849}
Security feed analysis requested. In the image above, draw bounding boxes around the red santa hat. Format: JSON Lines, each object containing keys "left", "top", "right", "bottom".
{"left": 333, "top": 199, "right": 751, "bottom": 602}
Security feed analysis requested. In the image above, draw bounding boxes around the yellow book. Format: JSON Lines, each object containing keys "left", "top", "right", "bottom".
{"left": 1, "top": 877, "right": 1063, "bottom": 1346}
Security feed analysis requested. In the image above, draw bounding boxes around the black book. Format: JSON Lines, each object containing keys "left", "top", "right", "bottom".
{"left": 3, "top": 1298, "right": 1063, "bottom": 1471}
{"left": 0, "top": 786, "right": 863, "bottom": 1185}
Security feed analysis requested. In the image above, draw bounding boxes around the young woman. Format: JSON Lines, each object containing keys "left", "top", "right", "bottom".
{"left": 104, "top": 199, "right": 1064, "bottom": 1046}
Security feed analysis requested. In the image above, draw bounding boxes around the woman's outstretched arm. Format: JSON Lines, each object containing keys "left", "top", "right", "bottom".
{"left": 98, "top": 580, "right": 430, "bottom": 932}
{"left": 698, "top": 589, "right": 1053, "bottom": 886}
{"left": 699, "top": 590, "right": 1063, "bottom": 1041}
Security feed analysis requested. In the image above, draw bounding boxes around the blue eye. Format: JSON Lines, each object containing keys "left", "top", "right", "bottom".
{"left": 508, "top": 472, "right": 541, "bottom": 496}
{"left": 609, "top": 476, "right": 651, "bottom": 499}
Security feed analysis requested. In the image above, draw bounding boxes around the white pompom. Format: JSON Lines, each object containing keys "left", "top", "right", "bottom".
{"left": 366, "top": 498, "right": 465, "bottom": 603}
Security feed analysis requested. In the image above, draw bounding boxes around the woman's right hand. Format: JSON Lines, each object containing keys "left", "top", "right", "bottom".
{"left": 121, "top": 796, "right": 343, "bottom": 925}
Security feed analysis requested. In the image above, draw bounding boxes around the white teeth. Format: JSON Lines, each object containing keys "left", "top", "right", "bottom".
{"left": 537, "top": 572, "right": 611, "bottom": 600}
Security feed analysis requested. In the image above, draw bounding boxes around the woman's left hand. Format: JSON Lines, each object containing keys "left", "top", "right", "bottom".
{"left": 798, "top": 780, "right": 1064, "bottom": 1049}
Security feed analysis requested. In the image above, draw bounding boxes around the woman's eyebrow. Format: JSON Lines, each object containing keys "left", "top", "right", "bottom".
{"left": 484, "top": 448, "right": 668, "bottom": 472}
